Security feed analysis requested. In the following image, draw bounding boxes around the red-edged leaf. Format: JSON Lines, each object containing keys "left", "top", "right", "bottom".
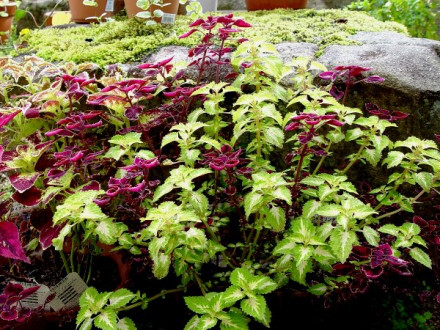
{"left": 81, "top": 181, "right": 101, "bottom": 191}
{"left": 39, "top": 222, "right": 64, "bottom": 250}
{"left": 1, "top": 308, "right": 18, "bottom": 321}
{"left": 0, "top": 111, "right": 20, "bottom": 128}
{"left": 9, "top": 173, "right": 41, "bottom": 193}
{"left": 19, "top": 286, "right": 40, "bottom": 299}
{"left": 12, "top": 186, "right": 42, "bottom": 207}
{"left": 4, "top": 282, "right": 23, "bottom": 295}
{"left": 0, "top": 223, "right": 30, "bottom": 263}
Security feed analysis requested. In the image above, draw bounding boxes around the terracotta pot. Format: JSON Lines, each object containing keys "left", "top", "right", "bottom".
{"left": 124, "top": 0, "right": 179, "bottom": 24}
{"left": 0, "top": 17, "right": 12, "bottom": 42}
{"left": 0, "top": 3, "right": 15, "bottom": 43}
{"left": 245, "top": 0, "right": 307, "bottom": 11}
{"left": 68, "top": 0, "right": 124, "bottom": 23}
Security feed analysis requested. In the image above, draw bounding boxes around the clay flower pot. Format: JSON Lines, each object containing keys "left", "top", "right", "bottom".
{"left": 124, "top": 0, "right": 180, "bottom": 24}
{"left": 68, "top": 0, "right": 124, "bottom": 23}
{"left": 0, "top": 1, "right": 17, "bottom": 43}
{"left": 245, "top": 0, "right": 307, "bottom": 11}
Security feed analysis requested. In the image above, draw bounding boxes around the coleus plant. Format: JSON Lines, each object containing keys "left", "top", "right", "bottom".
{"left": 0, "top": 14, "right": 439, "bottom": 330}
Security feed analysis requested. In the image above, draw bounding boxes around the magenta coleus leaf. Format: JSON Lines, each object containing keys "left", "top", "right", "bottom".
{"left": 9, "top": 173, "right": 41, "bottom": 193}
{"left": 0, "top": 222, "right": 30, "bottom": 263}
{"left": 0, "top": 111, "right": 20, "bottom": 128}
{"left": 12, "top": 186, "right": 42, "bottom": 207}
{"left": 39, "top": 222, "right": 64, "bottom": 250}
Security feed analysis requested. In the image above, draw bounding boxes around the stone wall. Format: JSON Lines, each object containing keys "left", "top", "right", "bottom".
{"left": 217, "top": 0, "right": 353, "bottom": 10}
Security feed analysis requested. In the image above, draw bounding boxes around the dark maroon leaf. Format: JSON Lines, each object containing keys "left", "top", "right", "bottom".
{"left": 0, "top": 223, "right": 30, "bottom": 263}
{"left": 9, "top": 173, "right": 40, "bottom": 193}
{"left": 4, "top": 282, "right": 23, "bottom": 295}
{"left": 1, "top": 308, "right": 18, "bottom": 321}
{"left": 39, "top": 222, "right": 64, "bottom": 250}
{"left": 12, "top": 186, "right": 42, "bottom": 207}
{"left": 19, "top": 286, "right": 40, "bottom": 299}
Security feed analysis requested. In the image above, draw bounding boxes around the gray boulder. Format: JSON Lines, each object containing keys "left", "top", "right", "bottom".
{"left": 318, "top": 31, "right": 440, "bottom": 139}
{"left": 109, "top": 31, "right": 440, "bottom": 139}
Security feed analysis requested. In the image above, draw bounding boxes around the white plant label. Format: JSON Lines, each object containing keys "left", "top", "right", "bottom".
{"left": 161, "top": 13, "right": 176, "bottom": 25}
{"left": 48, "top": 272, "right": 88, "bottom": 311}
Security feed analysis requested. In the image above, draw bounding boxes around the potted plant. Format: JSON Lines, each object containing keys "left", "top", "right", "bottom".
{"left": 69, "top": 0, "right": 124, "bottom": 23}
{"left": 0, "top": 0, "right": 17, "bottom": 43}
{"left": 245, "top": 0, "right": 307, "bottom": 11}
{"left": 125, "top": 0, "right": 180, "bottom": 23}
{"left": 182, "top": 0, "right": 217, "bottom": 13}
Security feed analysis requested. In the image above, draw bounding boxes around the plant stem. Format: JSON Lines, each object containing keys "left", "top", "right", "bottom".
{"left": 312, "top": 142, "right": 332, "bottom": 175}
{"left": 211, "top": 171, "right": 219, "bottom": 216}
{"left": 70, "top": 237, "right": 76, "bottom": 273}
{"left": 193, "top": 272, "right": 206, "bottom": 296}
{"left": 200, "top": 217, "right": 236, "bottom": 268}
{"left": 116, "top": 287, "right": 185, "bottom": 312}
{"left": 86, "top": 255, "right": 93, "bottom": 284}
{"left": 59, "top": 251, "right": 71, "bottom": 274}
{"left": 294, "top": 144, "right": 308, "bottom": 185}
{"left": 341, "top": 143, "right": 366, "bottom": 174}
{"left": 376, "top": 189, "right": 426, "bottom": 220}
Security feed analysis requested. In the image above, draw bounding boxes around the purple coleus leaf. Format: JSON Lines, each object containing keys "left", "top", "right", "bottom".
{"left": 12, "top": 186, "right": 42, "bottom": 207}
{"left": 39, "top": 221, "right": 65, "bottom": 250}
{"left": 365, "top": 103, "right": 409, "bottom": 122}
{"left": 437, "top": 292, "right": 440, "bottom": 304}
{"left": 0, "top": 111, "right": 20, "bottom": 128}
{"left": 1, "top": 308, "right": 18, "bottom": 321}
{"left": 21, "top": 102, "right": 40, "bottom": 119}
{"left": 201, "top": 145, "right": 242, "bottom": 171}
{"left": 0, "top": 222, "right": 30, "bottom": 263}
{"left": 9, "top": 173, "right": 41, "bottom": 193}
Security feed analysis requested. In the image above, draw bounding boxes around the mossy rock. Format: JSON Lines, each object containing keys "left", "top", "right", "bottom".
{"left": 18, "top": 9, "right": 407, "bottom": 66}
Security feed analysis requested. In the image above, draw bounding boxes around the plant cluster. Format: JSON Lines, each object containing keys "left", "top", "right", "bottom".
{"left": 346, "top": 0, "right": 440, "bottom": 40}
{"left": 0, "top": 14, "right": 439, "bottom": 329}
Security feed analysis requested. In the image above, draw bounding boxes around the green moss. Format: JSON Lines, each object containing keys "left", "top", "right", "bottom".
{"left": 20, "top": 9, "right": 408, "bottom": 66}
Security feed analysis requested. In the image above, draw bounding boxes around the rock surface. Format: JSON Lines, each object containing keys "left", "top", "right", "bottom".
{"left": 132, "top": 31, "right": 440, "bottom": 139}
{"left": 318, "top": 31, "right": 440, "bottom": 139}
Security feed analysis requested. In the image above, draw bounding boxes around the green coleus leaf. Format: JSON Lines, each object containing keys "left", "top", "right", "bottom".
{"left": 161, "top": 132, "right": 179, "bottom": 148}
{"left": 301, "top": 176, "right": 325, "bottom": 186}
{"left": 80, "top": 202, "right": 108, "bottom": 220}
{"left": 152, "top": 183, "right": 174, "bottom": 202}
{"left": 290, "top": 217, "right": 315, "bottom": 243}
{"left": 109, "top": 132, "right": 142, "bottom": 148}
{"left": 262, "top": 206, "right": 286, "bottom": 232}
{"left": 189, "top": 191, "right": 209, "bottom": 216}
{"left": 273, "top": 238, "right": 296, "bottom": 255}
{"left": 413, "top": 172, "right": 433, "bottom": 192}
{"left": 152, "top": 253, "right": 171, "bottom": 279}
{"left": 302, "top": 200, "right": 322, "bottom": 219}
{"left": 263, "top": 126, "right": 284, "bottom": 148}
{"left": 78, "top": 317, "right": 93, "bottom": 330}
{"left": 292, "top": 245, "right": 314, "bottom": 266}
{"left": 308, "top": 283, "right": 327, "bottom": 296}
{"left": 240, "top": 296, "right": 270, "bottom": 327}
{"left": 103, "top": 146, "right": 126, "bottom": 161}
{"left": 362, "top": 148, "right": 381, "bottom": 166}
{"left": 117, "top": 317, "right": 137, "bottom": 330}
{"left": 290, "top": 259, "right": 312, "bottom": 285}
{"left": 362, "top": 226, "right": 380, "bottom": 247}
{"left": 329, "top": 228, "right": 357, "bottom": 263}
{"left": 248, "top": 276, "right": 277, "bottom": 295}
{"left": 316, "top": 204, "right": 341, "bottom": 218}
{"left": 221, "top": 286, "right": 246, "bottom": 308}
{"left": 185, "top": 315, "right": 202, "bottom": 330}
{"left": 94, "top": 309, "right": 118, "bottom": 330}
{"left": 409, "top": 247, "right": 432, "bottom": 269}
{"left": 383, "top": 151, "right": 405, "bottom": 168}
{"left": 52, "top": 224, "right": 73, "bottom": 251}
{"left": 184, "top": 296, "right": 212, "bottom": 314}
{"left": 219, "top": 310, "right": 249, "bottom": 330}
{"left": 108, "top": 289, "right": 136, "bottom": 309}
{"left": 244, "top": 192, "right": 264, "bottom": 219}
{"left": 79, "top": 287, "right": 99, "bottom": 309}
{"left": 95, "top": 219, "right": 118, "bottom": 245}
{"left": 230, "top": 268, "right": 253, "bottom": 288}
{"left": 378, "top": 224, "right": 399, "bottom": 236}
{"left": 272, "top": 186, "right": 292, "bottom": 205}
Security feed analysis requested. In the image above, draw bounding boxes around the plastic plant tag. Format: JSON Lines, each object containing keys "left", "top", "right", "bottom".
{"left": 13, "top": 282, "right": 51, "bottom": 311}
{"left": 48, "top": 272, "right": 88, "bottom": 311}
{"left": 105, "top": 0, "right": 114, "bottom": 12}
{"left": 161, "top": 13, "right": 176, "bottom": 25}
